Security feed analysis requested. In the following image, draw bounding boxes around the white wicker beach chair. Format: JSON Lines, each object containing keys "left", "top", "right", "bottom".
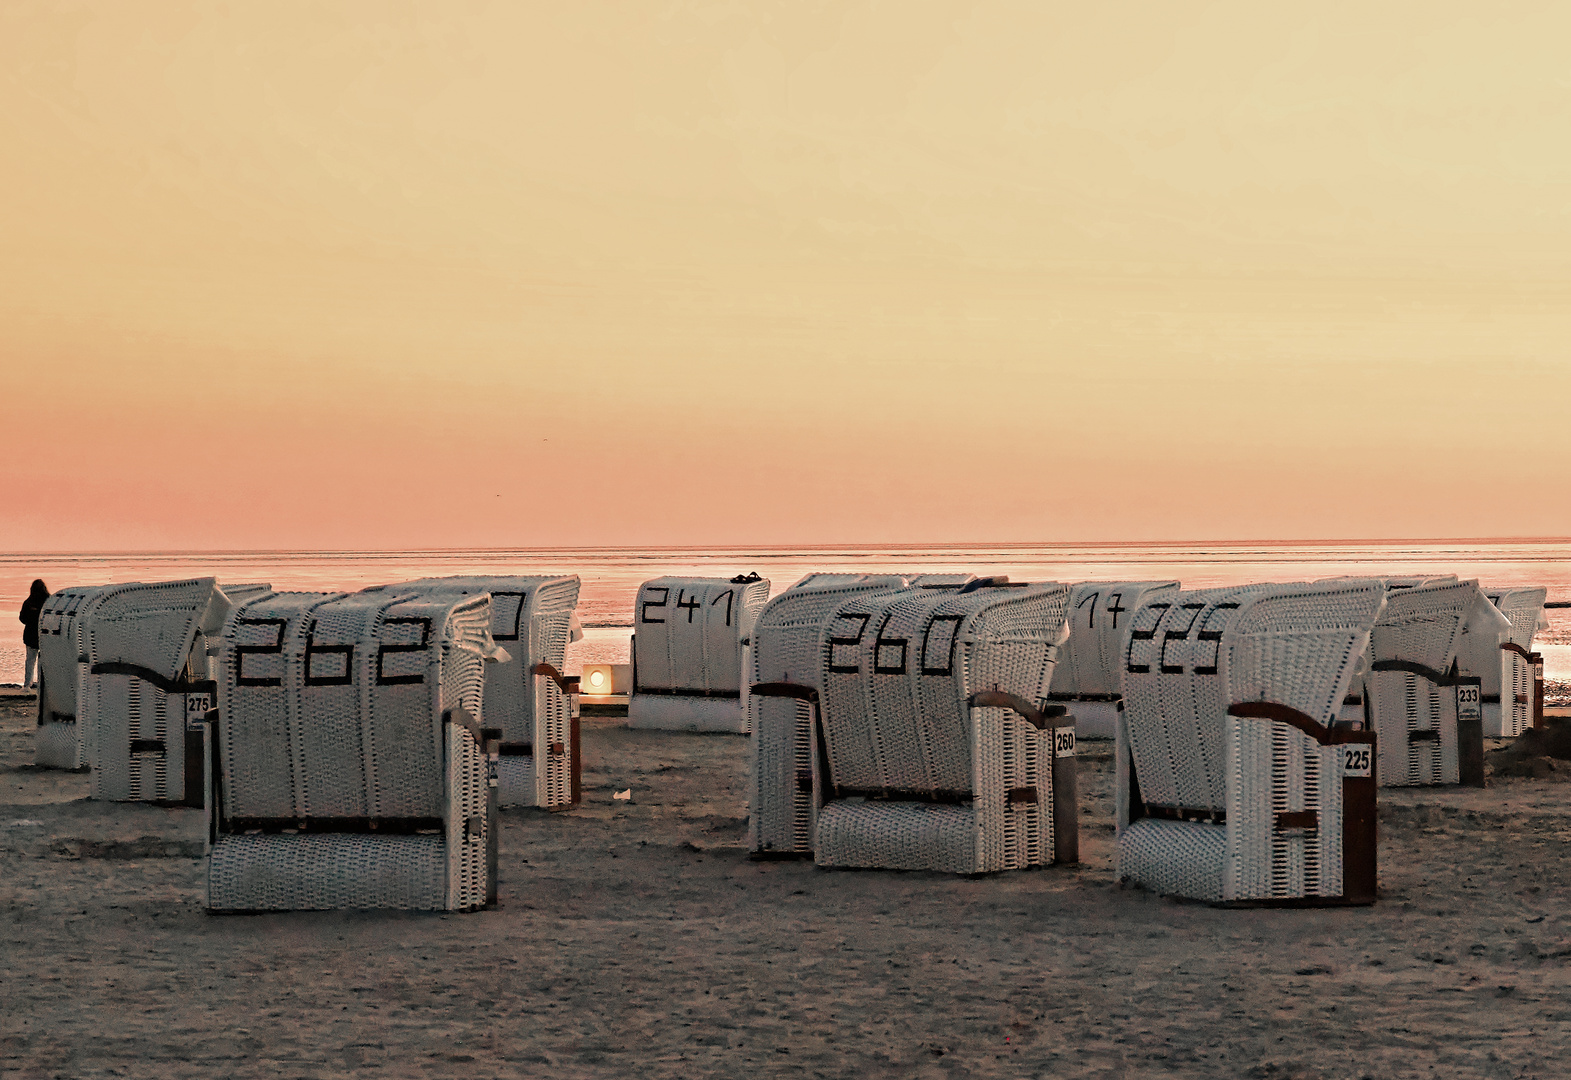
{"left": 33, "top": 585, "right": 109, "bottom": 769}
{"left": 78, "top": 579, "right": 246, "bottom": 805}
{"left": 363, "top": 576, "right": 582, "bottom": 810}
{"left": 628, "top": 574, "right": 772, "bottom": 733}
{"left": 1048, "top": 581, "right": 1180, "bottom": 739}
{"left": 1471, "top": 587, "right": 1549, "bottom": 737}
{"left": 35, "top": 582, "right": 268, "bottom": 772}
{"left": 748, "top": 574, "right": 911, "bottom": 857}
{"left": 1332, "top": 577, "right": 1458, "bottom": 727}
{"left": 206, "top": 589, "right": 502, "bottom": 912}
{"left": 1362, "top": 580, "right": 1497, "bottom": 788}
{"left": 753, "top": 579, "right": 1076, "bottom": 874}
{"left": 1115, "top": 580, "right": 1385, "bottom": 905}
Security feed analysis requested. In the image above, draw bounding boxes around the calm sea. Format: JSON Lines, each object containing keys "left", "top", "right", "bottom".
{"left": 4, "top": 542, "right": 1568, "bottom": 684}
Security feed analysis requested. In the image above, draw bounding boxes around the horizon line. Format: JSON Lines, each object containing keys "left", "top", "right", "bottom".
{"left": 3, "top": 536, "right": 1569, "bottom": 558}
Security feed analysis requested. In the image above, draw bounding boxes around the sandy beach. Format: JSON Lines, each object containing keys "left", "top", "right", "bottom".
{"left": 4, "top": 692, "right": 1570, "bottom": 1079}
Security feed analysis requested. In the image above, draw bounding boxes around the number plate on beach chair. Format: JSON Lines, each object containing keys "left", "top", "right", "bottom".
{"left": 1456, "top": 683, "right": 1482, "bottom": 723}
{"left": 1342, "top": 744, "right": 1372, "bottom": 777}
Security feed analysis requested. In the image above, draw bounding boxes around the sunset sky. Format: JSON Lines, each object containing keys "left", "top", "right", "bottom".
{"left": 3, "top": 2, "right": 1569, "bottom": 550}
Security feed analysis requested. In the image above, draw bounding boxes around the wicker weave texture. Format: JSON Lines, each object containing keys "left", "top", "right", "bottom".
{"left": 811, "top": 711, "right": 1053, "bottom": 874}
{"left": 533, "top": 676, "right": 574, "bottom": 807}
{"left": 1364, "top": 579, "right": 1479, "bottom": 785}
{"left": 815, "top": 801, "right": 979, "bottom": 872}
{"left": 1116, "top": 581, "right": 1382, "bottom": 902}
{"left": 1052, "top": 581, "right": 1180, "bottom": 698}
{"left": 749, "top": 697, "right": 818, "bottom": 855}
{"left": 85, "top": 673, "right": 192, "bottom": 802}
{"left": 445, "top": 721, "right": 489, "bottom": 911}
{"left": 746, "top": 576, "right": 909, "bottom": 855}
{"left": 207, "top": 833, "right": 447, "bottom": 911}
{"left": 819, "top": 584, "right": 1068, "bottom": 796}
{"left": 78, "top": 579, "right": 234, "bottom": 801}
{"left": 634, "top": 577, "right": 771, "bottom": 693}
{"left": 35, "top": 585, "right": 104, "bottom": 726}
{"left": 217, "top": 591, "right": 489, "bottom": 821}
{"left": 1481, "top": 587, "right": 1547, "bottom": 738}
{"left": 83, "top": 578, "right": 226, "bottom": 683}
{"left": 1368, "top": 670, "right": 1459, "bottom": 786}
{"left": 34, "top": 721, "right": 82, "bottom": 770}
{"left": 210, "top": 590, "right": 495, "bottom": 911}
{"left": 1122, "top": 581, "right": 1381, "bottom": 812}
{"left": 1226, "top": 715, "right": 1344, "bottom": 900}
{"left": 627, "top": 694, "right": 749, "bottom": 732}
{"left": 1486, "top": 587, "right": 1549, "bottom": 650}
{"left": 805, "top": 583, "right": 1069, "bottom": 874}
{"left": 1117, "top": 819, "right": 1227, "bottom": 902}
{"left": 1496, "top": 651, "right": 1534, "bottom": 739}
{"left": 1370, "top": 580, "right": 1481, "bottom": 675}
{"left": 785, "top": 573, "right": 923, "bottom": 593}
{"left": 496, "top": 754, "right": 534, "bottom": 809}
{"left": 365, "top": 576, "right": 580, "bottom": 747}
{"left": 1116, "top": 714, "right": 1348, "bottom": 903}
{"left": 34, "top": 585, "right": 98, "bottom": 769}
{"left": 971, "top": 708, "right": 1053, "bottom": 873}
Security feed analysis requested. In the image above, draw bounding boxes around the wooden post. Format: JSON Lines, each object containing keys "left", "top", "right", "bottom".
{"left": 1457, "top": 678, "right": 1485, "bottom": 787}
{"left": 1050, "top": 720, "right": 1079, "bottom": 866}
{"left": 483, "top": 728, "right": 501, "bottom": 909}
{"left": 1532, "top": 652, "right": 1545, "bottom": 730}
{"left": 1338, "top": 731, "right": 1378, "bottom": 904}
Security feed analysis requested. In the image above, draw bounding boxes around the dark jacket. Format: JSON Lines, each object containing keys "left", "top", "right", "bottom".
{"left": 20, "top": 594, "right": 45, "bottom": 649}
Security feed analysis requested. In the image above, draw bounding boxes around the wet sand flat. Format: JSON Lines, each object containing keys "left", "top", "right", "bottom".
{"left": 4, "top": 696, "right": 1570, "bottom": 1079}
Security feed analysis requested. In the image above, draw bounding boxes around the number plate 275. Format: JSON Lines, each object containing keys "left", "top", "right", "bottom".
{"left": 184, "top": 693, "right": 213, "bottom": 731}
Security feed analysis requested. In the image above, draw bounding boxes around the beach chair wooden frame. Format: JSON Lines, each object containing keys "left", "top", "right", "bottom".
{"left": 1115, "top": 581, "right": 1385, "bottom": 905}
{"left": 628, "top": 574, "right": 772, "bottom": 733}
{"left": 206, "top": 590, "right": 501, "bottom": 912}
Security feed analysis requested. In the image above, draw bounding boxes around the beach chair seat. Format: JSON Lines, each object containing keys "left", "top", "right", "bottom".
{"left": 1048, "top": 581, "right": 1180, "bottom": 739}
{"left": 78, "top": 579, "right": 251, "bottom": 804}
{"left": 206, "top": 590, "right": 502, "bottom": 912}
{"left": 1115, "top": 580, "right": 1384, "bottom": 904}
{"left": 1364, "top": 580, "right": 1498, "bottom": 787}
{"left": 363, "top": 576, "right": 582, "bottom": 809}
{"left": 628, "top": 574, "right": 772, "bottom": 733}
{"left": 754, "top": 579, "right": 1075, "bottom": 874}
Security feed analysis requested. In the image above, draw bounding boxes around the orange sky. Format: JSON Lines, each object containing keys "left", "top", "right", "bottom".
{"left": 3, "top": 2, "right": 1569, "bottom": 550}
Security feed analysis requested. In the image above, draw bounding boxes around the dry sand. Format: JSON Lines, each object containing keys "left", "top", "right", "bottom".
{"left": 4, "top": 694, "right": 1570, "bottom": 1080}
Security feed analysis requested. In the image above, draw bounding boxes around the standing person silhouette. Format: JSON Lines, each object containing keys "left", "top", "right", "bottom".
{"left": 19, "top": 579, "right": 48, "bottom": 689}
